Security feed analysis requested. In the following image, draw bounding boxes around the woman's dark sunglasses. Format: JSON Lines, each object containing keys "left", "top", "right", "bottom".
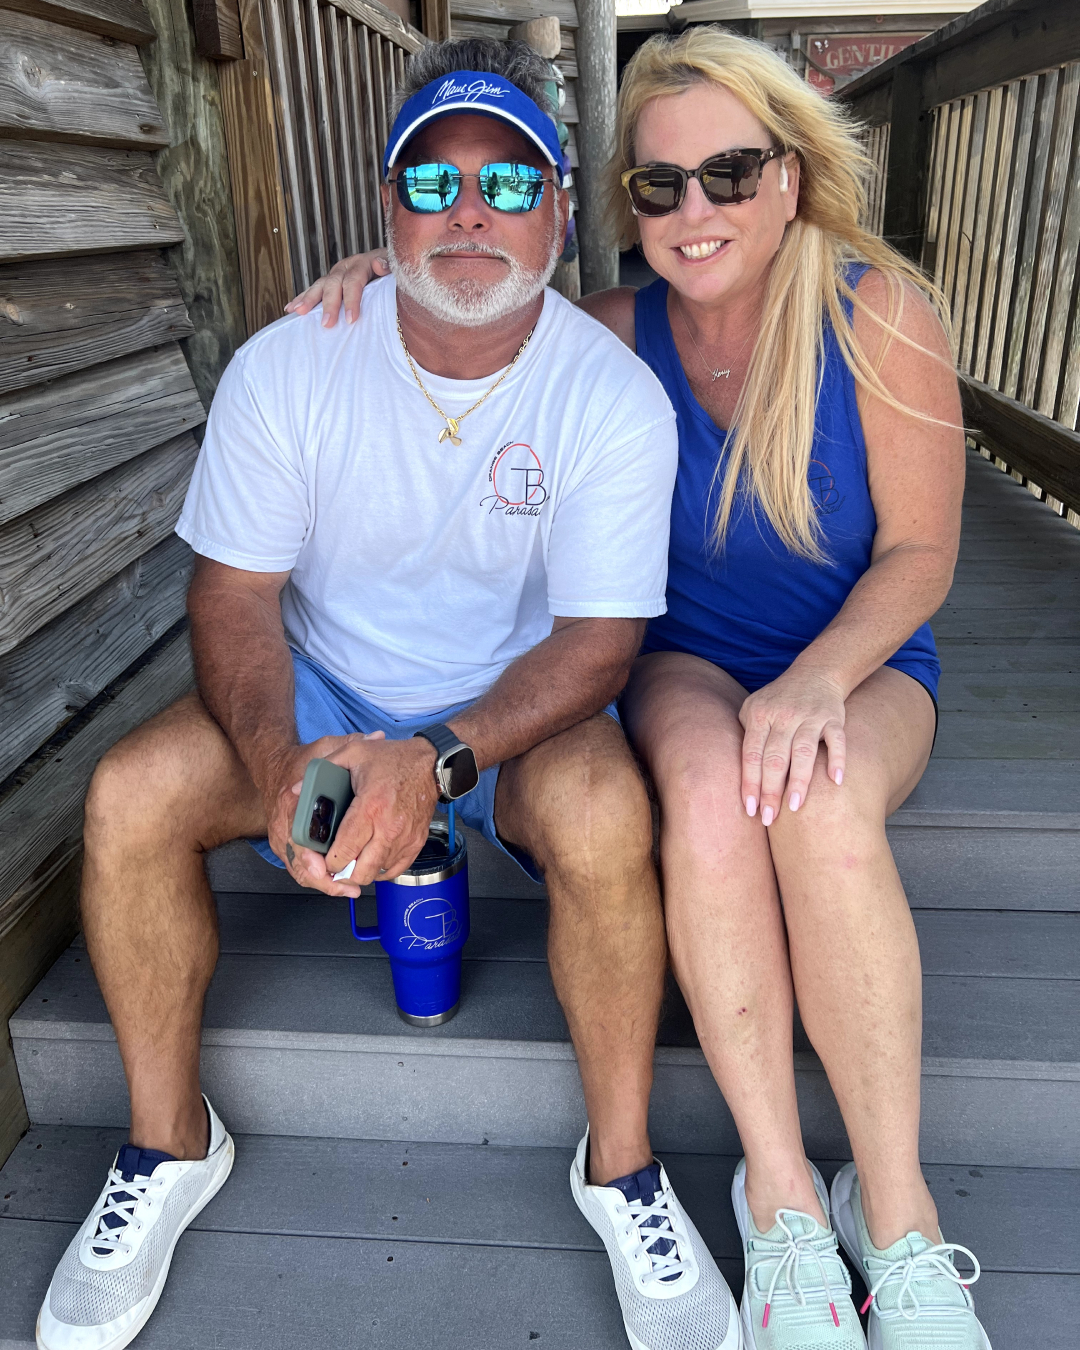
{"left": 621, "top": 147, "right": 785, "bottom": 216}
{"left": 393, "top": 162, "right": 553, "bottom": 214}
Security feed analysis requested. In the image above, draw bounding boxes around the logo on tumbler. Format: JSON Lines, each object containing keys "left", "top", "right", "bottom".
{"left": 400, "top": 895, "right": 462, "bottom": 950}
{"left": 481, "top": 442, "right": 548, "bottom": 517}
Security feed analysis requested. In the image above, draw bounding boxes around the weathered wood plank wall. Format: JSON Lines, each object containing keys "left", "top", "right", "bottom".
{"left": 0, "top": 0, "right": 244, "bottom": 1164}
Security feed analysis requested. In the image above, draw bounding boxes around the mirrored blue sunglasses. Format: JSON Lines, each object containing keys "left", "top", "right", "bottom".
{"left": 393, "top": 162, "right": 551, "bottom": 214}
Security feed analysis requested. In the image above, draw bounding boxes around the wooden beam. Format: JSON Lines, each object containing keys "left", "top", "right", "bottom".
{"left": 880, "top": 61, "right": 932, "bottom": 263}
{"left": 0, "top": 626, "right": 194, "bottom": 926}
{"left": 0, "top": 343, "right": 205, "bottom": 525}
{"left": 0, "top": 141, "right": 184, "bottom": 262}
{"left": 0, "top": 252, "right": 193, "bottom": 396}
{"left": 218, "top": 0, "right": 293, "bottom": 334}
{"left": 193, "top": 0, "right": 244, "bottom": 59}
{"left": 0, "top": 432, "right": 198, "bottom": 656}
{"left": 839, "top": 1, "right": 1079, "bottom": 120}
{"left": 922, "top": 1, "right": 1080, "bottom": 110}
{"left": 139, "top": 0, "right": 248, "bottom": 405}
{"left": 0, "top": 0, "right": 157, "bottom": 46}
{"left": 0, "top": 9, "right": 168, "bottom": 149}
{"left": 0, "top": 535, "right": 192, "bottom": 781}
{"left": 332, "top": 0, "right": 424, "bottom": 49}
{"left": 450, "top": 0, "right": 577, "bottom": 29}
{"left": 422, "top": 0, "right": 450, "bottom": 41}
{"left": 961, "top": 374, "right": 1080, "bottom": 516}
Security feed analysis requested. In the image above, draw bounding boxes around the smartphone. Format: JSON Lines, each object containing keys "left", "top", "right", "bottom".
{"left": 291, "top": 758, "right": 354, "bottom": 854}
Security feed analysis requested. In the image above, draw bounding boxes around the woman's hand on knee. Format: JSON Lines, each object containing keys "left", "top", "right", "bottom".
{"left": 284, "top": 250, "right": 389, "bottom": 326}
{"left": 739, "top": 669, "right": 847, "bottom": 824}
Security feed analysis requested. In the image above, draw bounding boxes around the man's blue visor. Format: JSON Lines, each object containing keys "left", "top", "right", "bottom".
{"left": 383, "top": 71, "right": 565, "bottom": 186}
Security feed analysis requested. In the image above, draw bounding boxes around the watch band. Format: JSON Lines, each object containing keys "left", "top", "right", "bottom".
{"left": 413, "top": 723, "right": 464, "bottom": 757}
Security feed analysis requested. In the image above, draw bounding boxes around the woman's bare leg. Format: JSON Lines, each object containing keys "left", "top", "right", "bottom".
{"left": 623, "top": 652, "right": 826, "bottom": 1229}
{"left": 767, "top": 666, "right": 939, "bottom": 1248}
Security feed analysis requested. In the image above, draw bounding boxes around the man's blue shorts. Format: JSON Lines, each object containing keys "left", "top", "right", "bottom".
{"left": 251, "top": 648, "right": 618, "bottom": 883}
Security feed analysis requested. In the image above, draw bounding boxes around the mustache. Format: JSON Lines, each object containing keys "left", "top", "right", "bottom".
{"left": 426, "top": 242, "right": 511, "bottom": 262}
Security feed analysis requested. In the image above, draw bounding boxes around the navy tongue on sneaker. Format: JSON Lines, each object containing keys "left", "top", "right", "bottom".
{"left": 92, "top": 1144, "right": 176, "bottom": 1255}
{"left": 607, "top": 1162, "right": 680, "bottom": 1280}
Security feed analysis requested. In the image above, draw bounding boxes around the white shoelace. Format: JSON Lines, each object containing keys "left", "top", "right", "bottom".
{"left": 87, "top": 1168, "right": 164, "bottom": 1257}
{"left": 615, "top": 1190, "right": 692, "bottom": 1287}
{"left": 754, "top": 1211, "right": 846, "bottom": 1330}
{"left": 861, "top": 1242, "right": 982, "bottom": 1321}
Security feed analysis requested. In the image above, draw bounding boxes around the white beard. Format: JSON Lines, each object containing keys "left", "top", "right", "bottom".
{"left": 385, "top": 205, "right": 563, "bottom": 328}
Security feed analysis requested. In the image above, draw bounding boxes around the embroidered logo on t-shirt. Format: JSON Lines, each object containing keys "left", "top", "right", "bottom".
{"left": 481, "top": 441, "right": 549, "bottom": 517}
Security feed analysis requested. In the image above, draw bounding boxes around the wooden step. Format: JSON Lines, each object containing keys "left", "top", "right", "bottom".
{"left": 1, "top": 1127, "right": 1075, "bottom": 1349}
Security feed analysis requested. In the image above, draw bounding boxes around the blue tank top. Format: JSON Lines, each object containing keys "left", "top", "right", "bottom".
{"left": 636, "top": 270, "right": 939, "bottom": 698}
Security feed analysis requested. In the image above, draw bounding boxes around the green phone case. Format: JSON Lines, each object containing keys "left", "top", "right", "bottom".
{"left": 290, "top": 758, "right": 354, "bottom": 854}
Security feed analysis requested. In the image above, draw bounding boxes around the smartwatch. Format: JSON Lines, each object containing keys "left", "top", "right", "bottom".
{"left": 413, "top": 723, "right": 480, "bottom": 802}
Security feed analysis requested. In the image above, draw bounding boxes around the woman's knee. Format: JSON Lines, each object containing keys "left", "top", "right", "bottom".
{"left": 768, "top": 758, "right": 888, "bottom": 868}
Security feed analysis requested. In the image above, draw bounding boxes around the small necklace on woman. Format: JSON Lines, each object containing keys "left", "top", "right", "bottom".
{"left": 675, "top": 298, "right": 750, "bottom": 383}
{"left": 396, "top": 316, "right": 534, "bottom": 445}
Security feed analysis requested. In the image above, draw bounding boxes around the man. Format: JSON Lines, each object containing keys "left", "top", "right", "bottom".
{"left": 36, "top": 39, "right": 739, "bottom": 1350}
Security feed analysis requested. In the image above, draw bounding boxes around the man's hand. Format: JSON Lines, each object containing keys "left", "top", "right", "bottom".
{"left": 322, "top": 733, "right": 440, "bottom": 885}
{"left": 264, "top": 731, "right": 440, "bottom": 893}
{"left": 263, "top": 733, "right": 366, "bottom": 897}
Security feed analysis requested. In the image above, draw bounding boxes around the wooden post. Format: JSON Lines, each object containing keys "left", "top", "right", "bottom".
{"left": 421, "top": 0, "right": 450, "bottom": 42}
{"left": 881, "top": 61, "right": 932, "bottom": 263}
{"left": 575, "top": 0, "right": 619, "bottom": 294}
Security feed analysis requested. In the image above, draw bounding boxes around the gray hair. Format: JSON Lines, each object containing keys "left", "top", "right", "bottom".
{"left": 392, "top": 37, "right": 557, "bottom": 119}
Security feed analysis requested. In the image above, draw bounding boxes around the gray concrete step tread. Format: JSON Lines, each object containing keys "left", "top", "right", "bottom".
{"left": 0, "top": 1129, "right": 1075, "bottom": 1349}
{"left": 2, "top": 1127, "right": 1076, "bottom": 1274}
{"left": 84, "top": 896, "right": 1073, "bottom": 981}
{"left": 199, "top": 899, "right": 1075, "bottom": 978}
{"left": 13, "top": 941, "right": 1079, "bottom": 1069}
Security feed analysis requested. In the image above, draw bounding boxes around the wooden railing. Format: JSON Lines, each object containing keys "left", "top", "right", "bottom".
{"left": 839, "top": 0, "right": 1080, "bottom": 523}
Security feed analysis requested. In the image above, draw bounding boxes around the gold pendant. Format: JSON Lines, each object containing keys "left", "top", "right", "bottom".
{"left": 438, "top": 417, "right": 461, "bottom": 446}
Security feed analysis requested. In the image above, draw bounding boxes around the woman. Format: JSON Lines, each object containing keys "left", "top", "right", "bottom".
{"left": 289, "top": 28, "right": 990, "bottom": 1350}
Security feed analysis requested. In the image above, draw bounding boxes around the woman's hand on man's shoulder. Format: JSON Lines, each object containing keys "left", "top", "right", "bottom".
{"left": 285, "top": 250, "right": 390, "bottom": 328}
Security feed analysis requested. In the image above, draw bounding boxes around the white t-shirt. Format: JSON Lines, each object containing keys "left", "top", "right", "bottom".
{"left": 177, "top": 277, "right": 677, "bottom": 717}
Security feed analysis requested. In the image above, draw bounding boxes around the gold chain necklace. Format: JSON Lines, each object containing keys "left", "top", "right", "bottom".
{"left": 676, "top": 298, "right": 751, "bottom": 383}
{"left": 396, "top": 316, "right": 534, "bottom": 445}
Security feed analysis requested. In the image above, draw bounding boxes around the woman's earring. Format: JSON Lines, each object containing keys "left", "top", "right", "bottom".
{"left": 779, "top": 162, "right": 789, "bottom": 193}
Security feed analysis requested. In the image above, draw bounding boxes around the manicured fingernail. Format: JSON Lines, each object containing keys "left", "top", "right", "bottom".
{"left": 761, "top": 805, "right": 774, "bottom": 827}
{"left": 746, "top": 796, "right": 757, "bottom": 817}
{"left": 789, "top": 792, "right": 801, "bottom": 812}
{"left": 835, "top": 769, "right": 843, "bottom": 785}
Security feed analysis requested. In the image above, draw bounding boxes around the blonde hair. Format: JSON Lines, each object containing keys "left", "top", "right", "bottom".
{"left": 605, "top": 27, "right": 954, "bottom": 557}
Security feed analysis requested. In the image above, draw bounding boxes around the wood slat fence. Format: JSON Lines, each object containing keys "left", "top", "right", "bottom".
{"left": 217, "top": 0, "right": 422, "bottom": 332}
{"left": 840, "top": 0, "right": 1080, "bottom": 526}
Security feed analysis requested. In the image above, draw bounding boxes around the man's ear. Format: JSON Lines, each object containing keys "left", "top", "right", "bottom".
{"left": 380, "top": 183, "right": 391, "bottom": 213}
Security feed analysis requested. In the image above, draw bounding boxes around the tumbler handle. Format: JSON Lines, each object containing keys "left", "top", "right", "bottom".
{"left": 349, "top": 896, "right": 380, "bottom": 941}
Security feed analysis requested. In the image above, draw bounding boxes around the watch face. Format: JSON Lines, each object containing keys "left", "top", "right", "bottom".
{"left": 443, "top": 745, "right": 479, "bottom": 798}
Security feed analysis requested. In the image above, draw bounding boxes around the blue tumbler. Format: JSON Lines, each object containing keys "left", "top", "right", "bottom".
{"left": 349, "top": 817, "right": 469, "bottom": 1026}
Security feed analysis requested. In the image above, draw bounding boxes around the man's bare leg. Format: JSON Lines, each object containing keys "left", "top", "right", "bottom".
{"left": 80, "top": 693, "right": 266, "bottom": 1161}
{"left": 495, "top": 714, "right": 665, "bottom": 1186}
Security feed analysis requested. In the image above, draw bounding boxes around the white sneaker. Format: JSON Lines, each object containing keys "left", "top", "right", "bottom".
{"left": 37, "top": 1096, "right": 234, "bottom": 1350}
{"left": 570, "top": 1130, "right": 741, "bottom": 1350}
{"left": 732, "top": 1158, "right": 865, "bottom": 1350}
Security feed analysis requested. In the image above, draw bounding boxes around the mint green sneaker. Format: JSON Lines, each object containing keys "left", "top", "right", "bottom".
{"left": 732, "top": 1159, "right": 866, "bottom": 1350}
{"left": 830, "top": 1163, "right": 992, "bottom": 1349}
